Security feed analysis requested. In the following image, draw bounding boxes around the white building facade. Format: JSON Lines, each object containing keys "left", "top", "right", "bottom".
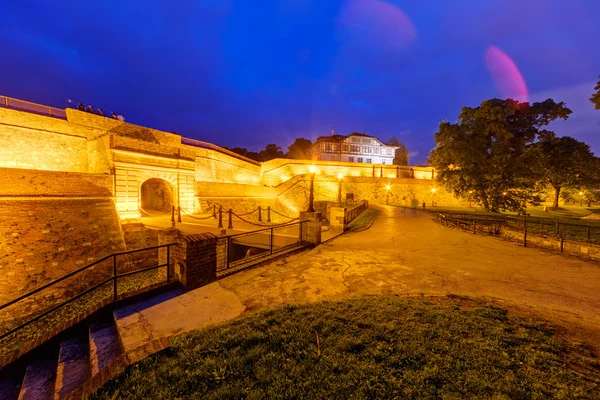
{"left": 308, "top": 132, "right": 398, "bottom": 164}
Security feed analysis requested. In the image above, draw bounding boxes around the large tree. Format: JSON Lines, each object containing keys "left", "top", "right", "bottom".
{"left": 386, "top": 136, "right": 409, "bottom": 165}
{"left": 224, "top": 146, "right": 261, "bottom": 162}
{"left": 533, "top": 136, "right": 599, "bottom": 207}
{"left": 429, "top": 98, "right": 572, "bottom": 212}
{"left": 287, "top": 138, "right": 312, "bottom": 159}
{"left": 591, "top": 76, "right": 600, "bottom": 110}
{"left": 259, "top": 144, "right": 285, "bottom": 161}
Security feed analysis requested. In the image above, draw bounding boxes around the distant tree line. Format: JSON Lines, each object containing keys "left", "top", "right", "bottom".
{"left": 224, "top": 135, "right": 410, "bottom": 164}
{"left": 429, "top": 82, "right": 600, "bottom": 212}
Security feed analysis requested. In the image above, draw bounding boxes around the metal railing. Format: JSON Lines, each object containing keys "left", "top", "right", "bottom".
{"left": 0, "top": 244, "right": 177, "bottom": 341}
{"left": 216, "top": 220, "right": 308, "bottom": 273}
{"left": 435, "top": 212, "right": 600, "bottom": 243}
{"left": 177, "top": 203, "right": 299, "bottom": 229}
{"left": 346, "top": 201, "right": 369, "bottom": 224}
{"left": 181, "top": 137, "right": 261, "bottom": 166}
{"left": 0, "top": 94, "right": 67, "bottom": 119}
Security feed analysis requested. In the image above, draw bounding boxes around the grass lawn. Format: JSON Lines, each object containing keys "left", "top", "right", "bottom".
{"left": 427, "top": 205, "right": 600, "bottom": 221}
{"left": 346, "top": 208, "right": 380, "bottom": 232}
{"left": 92, "top": 296, "right": 600, "bottom": 399}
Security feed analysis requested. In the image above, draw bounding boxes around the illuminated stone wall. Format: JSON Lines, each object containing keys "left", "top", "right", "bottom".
{"left": 0, "top": 199, "right": 126, "bottom": 304}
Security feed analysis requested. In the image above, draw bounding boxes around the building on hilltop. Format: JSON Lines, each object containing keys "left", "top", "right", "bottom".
{"left": 307, "top": 131, "right": 399, "bottom": 164}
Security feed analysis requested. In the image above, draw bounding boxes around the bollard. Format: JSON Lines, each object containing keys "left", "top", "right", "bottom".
{"left": 560, "top": 237, "right": 564, "bottom": 252}
{"left": 177, "top": 207, "right": 182, "bottom": 223}
{"left": 267, "top": 206, "right": 271, "bottom": 222}
{"left": 218, "top": 206, "right": 223, "bottom": 228}
{"left": 171, "top": 205, "right": 175, "bottom": 228}
{"left": 258, "top": 206, "right": 262, "bottom": 222}
{"left": 228, "top": 209, "right": 233, "bottom": 229}
{"left": 422, "top": 202, "right": 426, "bottom": 210}
{"left": 213, "top": 204, "right": 216, "bottom": 219}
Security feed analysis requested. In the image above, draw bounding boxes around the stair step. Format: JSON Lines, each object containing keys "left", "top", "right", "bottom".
{"left": 54, "top": 336, "right": 90, "bottom": 399}
{"left": 0, "top": 363, "right": 25, "bottom": 400}
{"left": 89, "top": 321, "right": 122, "bottom": 376}
{"left": 17, "top": 350, "right": 58, "bottom": 400}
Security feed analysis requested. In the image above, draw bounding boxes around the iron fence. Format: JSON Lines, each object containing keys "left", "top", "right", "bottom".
{"left": 436, "top": 212, "right": 600, "bottom": 243}
{"left": 0, "top": 244, "right": 177, "bottom": 342}
{"left": 0, "top": 95, "right": 67, "bottom": 119}
{"left": 216, "top": 220, "right": 309, "bottom": 273}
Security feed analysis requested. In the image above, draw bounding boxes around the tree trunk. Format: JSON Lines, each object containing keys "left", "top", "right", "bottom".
{"left": 553, "top": 186, "right": 561, "bottom": 208}
{"left": 480, "top": 191, "right": 490, "bottom": 212}
{"left": 588, "top": 199, "right": 592, "bottom": 207}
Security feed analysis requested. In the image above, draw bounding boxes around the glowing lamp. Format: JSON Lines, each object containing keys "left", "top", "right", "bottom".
{"left": 337, "top": 173, "right": 344, "bottom": 179}
{"left": 431, "top": 188, "right": 437, "bottom": 193}
{"left": 309, "top": 166, "right": 316, "bottom": 174}
{"left": 385, "top": 184, "right": 391, "bottom": 191}
{"left": 580, "top": 192, "right": 584, "bottom": 196}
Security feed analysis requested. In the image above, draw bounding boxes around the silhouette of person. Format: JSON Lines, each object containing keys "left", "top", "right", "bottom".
{"left": 77, "top": 103, "right": 85, "bottom": 111}
{"left": 110, "top": 111, "right": 117, "bottom": 119}
{"left": 97, "top": 108, "right": 104, "bottom": 116}
{"left": 87, "top": 105, "right": 95, "bottom": 113}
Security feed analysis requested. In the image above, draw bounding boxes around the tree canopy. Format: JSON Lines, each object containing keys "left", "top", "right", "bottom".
{"left": 429, "top": 98, "right": 572, "bottom": 212}
{"left": 259, "top": 144, "right": 285, "bottom": 161}
{"left": 533, "top": 136, "right": 599, "bottom": 207}
{"left": 386, "top": 136, "right": 409, "bottom": 165}
{"left": 591, "top": 76, "right": 600, "bottom": 110}
{"left": 287, "top": 138, "right": 312, "bottom": 159}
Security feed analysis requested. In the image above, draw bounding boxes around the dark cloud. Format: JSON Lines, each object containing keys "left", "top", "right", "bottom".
{"left": 0, "top": 0, "right": 599, "bottom": 162}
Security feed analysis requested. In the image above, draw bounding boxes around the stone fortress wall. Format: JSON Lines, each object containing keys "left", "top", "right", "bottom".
{"left": 0, "top": 101, "right": 459, "bottom": 302}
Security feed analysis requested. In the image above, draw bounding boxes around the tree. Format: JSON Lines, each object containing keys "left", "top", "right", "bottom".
{"left": 259, "top": 144, "right": 284, "bottom": 161}
{"left": 429, "top": 98, "right": 572, "bottom": 212}
{"left": 533, "top": 136, "right": 599, "bottom": 207}
{"left": 386, "top": 136, "right": 409, "bottom": 165}
{"left": 287, "top": 138, "right": 313, "bottom": 159}
{"left": 591, "top": 76, "right": 600, "bottom": 110}
{"left": 224, "top": 146, "right": 261, "bottom": 162}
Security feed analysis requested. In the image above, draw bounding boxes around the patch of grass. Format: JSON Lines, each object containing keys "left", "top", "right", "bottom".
{"left": 346, "top": 208, "right": 379, "bottom": 232}
{"left": 429, "top": 205, "right": 600, "bottom": 221}
{"left": 92, "top": 296, "right": 600, "bottom": 399}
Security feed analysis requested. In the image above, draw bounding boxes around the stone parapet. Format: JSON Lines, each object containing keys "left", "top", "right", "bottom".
{"left": 174, "top": 233, "right": 218, "bottom": 289}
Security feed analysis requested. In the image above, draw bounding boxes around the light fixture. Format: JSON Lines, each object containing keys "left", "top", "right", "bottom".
{"left": 337, "top": 173, "right": 344, "bottom": 179}
{"left": 431, "top": 188, "right": 437, "bottom": 193}
{"left": 309, "top": 166, "right": 316, "bottom": 174}
{"left": 385, "top": 184, "right": 391, "bottom": 191}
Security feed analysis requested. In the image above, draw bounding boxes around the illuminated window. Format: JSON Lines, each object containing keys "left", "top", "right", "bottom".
{"left": 348, "top": 156, "right": 354, "bottom": 162}
{"left": 382, "top": 160, "right": 386, "bottom": 164}
{"left": 358, "top": 157, "right": 363, "bottom": 163}
{"left": 366, "top": 158, "right": 372, "bottom": 163}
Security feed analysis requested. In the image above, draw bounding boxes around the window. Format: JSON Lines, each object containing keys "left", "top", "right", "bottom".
{"left": 357, "top": 157, "right": 363, "bottom": 163}
{"left": 366, "top": 158, "right": 372, "bottom": 163}
{"left": 330, "top": 155, "right": 337, "bottom": 161}
{"left": 348, "top": 156, "right": 354, "bottom": 162}
{"left": 382, "top": 159, "right": 386, "bottom": 164}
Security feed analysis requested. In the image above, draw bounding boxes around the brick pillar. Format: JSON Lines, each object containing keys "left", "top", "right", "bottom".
{"left": 173, "top": 233, "right": 218, "bottom": 290}
{"left": 158, "top": 228, "right": 178, "bottom": 280}
{"left": 329, "top": 207, "right": 347, "bottom": 232}
{"left": 299, "top": 212, "right": 323, "bottom": 246}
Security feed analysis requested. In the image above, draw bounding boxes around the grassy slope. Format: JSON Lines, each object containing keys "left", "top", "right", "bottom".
{"left": 346, "top": 208, "right": 380, "bottom": 232}
{"left": 92, "top": 296, "right": 600, "bottom": 399}
{"left": 428, "top": 205, "right": 600, "bottom": 222}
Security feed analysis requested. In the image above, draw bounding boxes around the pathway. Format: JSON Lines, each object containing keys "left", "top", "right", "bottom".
{"left": 118, "top": 205, "right": 600, "bottom": 354}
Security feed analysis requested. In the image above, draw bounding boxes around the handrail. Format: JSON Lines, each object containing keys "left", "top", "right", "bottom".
{"left": 0, "top": 94, "right": 66, "bottom": 119}
{"left": 225, "top": 220, "right": 307, "bottom": 239}
{"left": 0, "top": 244, "right": 176, "bottom": 311}
{"left": 181, "top": 137, "right": 261, "bottom": 166}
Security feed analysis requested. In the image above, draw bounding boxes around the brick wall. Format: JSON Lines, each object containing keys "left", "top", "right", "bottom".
{"left": 0, "top": 169, "right": 112, "bottom": 197}
{"left": 174, "top": 233, "right": 217, "bottom": 289}
{"left": 0, "top": 199, "right": 125, "bottom": 304}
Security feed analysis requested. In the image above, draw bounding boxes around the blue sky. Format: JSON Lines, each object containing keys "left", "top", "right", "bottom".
{"left": 1, "top": 0, "right": 599, "bottom": 164}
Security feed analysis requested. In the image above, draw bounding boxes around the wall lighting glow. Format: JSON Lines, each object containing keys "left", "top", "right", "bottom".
{"left": 309, "top": 166, "right": 316, "bottom": 174}
{"left": 337, "top": 173, "right": 344, "bottom": 179}
{"left": 385, "top": 184, "right": 391, "bottom": 190}
{"left": 431, "top": 188, "right": 437, "bottom": 193}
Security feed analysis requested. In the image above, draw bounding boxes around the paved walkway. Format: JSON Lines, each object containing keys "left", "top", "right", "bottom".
{"left": 118, "top": 205, "right": 600, "bottom": 354}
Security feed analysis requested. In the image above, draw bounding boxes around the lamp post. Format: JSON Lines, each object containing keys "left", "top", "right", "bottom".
{"left": 386, "top": 184, "right": 391, "bottom": 205}
{"left": 580, "top": 191, "right": 584, "bottom": 207}
{"left": 307, "top": 166, "right": 316, "bottom": 212}
{"left": 337, "top": 173, "right": 344, "bottom": 205}
{"left": 431, "top": 187, "right": 437, "bottom": 207}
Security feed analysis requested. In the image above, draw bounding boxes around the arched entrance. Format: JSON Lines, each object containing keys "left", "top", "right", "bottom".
{"left": 140, "top": 178, "right": 175, "bottom": 214}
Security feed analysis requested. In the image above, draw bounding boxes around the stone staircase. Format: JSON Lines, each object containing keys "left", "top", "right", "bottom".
{"left": 0, "top": 311, "right": 123, "bottom": 400}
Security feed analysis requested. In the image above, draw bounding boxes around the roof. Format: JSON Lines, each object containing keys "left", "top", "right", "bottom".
{"left": 312, "top": 132, "right": 399, "bottom": 149}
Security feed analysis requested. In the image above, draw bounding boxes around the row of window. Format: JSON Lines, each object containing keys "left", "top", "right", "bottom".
{"left": 347, "top": 157, "right": 386, "bottom": 164}
{"left": 315, "top": 142, "right": 393, "bottom": 156}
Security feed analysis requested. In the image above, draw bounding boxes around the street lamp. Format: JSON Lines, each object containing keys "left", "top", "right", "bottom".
{"left": 431, "top": 187, "right": 437, "bottom": 207}
{"left": 386, "top": 184, "right": 391, "bottom": 205}
{"left": 468, "top": 190, "right": 473, "bottom": 208}
{"left": 307, "top": 166, "right": 316, "bottom": 212}
{"left": 580, "top": 191, "right": 584, "bottom": 207}
{"left": 337, "top": 173, "right": 344, "bottom": 205}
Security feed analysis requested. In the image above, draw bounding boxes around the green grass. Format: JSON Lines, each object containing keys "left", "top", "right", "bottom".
{"left": 91, "top": 296, "right": 600, "bottom": 399}
{"left": 346, "top": 208, "right": 380, "bottom": 232}
{"left": 428, "top": 205, "right": 600, "bottom": 221}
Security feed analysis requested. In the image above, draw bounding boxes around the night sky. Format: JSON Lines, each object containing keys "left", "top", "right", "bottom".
{"left": 1, "top": 0, "right": 599, "bottom": 164}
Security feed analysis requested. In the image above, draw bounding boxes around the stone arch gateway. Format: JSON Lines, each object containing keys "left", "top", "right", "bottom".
{"left": 140, "top": 178, "right": 175, "bottom": 214}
